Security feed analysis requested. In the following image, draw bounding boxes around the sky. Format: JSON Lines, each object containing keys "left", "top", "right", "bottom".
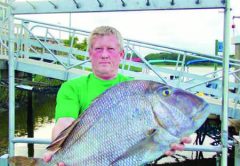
{"left": 17, "top": 0, "right": 240, "bottom": 55}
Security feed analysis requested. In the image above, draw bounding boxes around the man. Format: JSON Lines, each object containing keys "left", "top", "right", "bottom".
{"left": 43, "top": 26, "right": 191, "bottom": 165}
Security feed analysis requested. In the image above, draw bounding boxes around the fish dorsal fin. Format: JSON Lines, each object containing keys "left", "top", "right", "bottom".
{"left": 111, "top": 128, "right": 159, "bottom": 165}
{"left": 47, "top": 118, "right": 81, "bottom": 152}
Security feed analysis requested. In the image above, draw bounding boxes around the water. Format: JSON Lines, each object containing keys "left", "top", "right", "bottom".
{"left": 0, "top": 92, "right": 56, "bottom": 157}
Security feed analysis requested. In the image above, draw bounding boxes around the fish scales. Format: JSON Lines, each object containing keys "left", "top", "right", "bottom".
{"left": 83, "top": 98, "right": 152, "bottom": 165}
{"left": 71, "top": 96, "right": 155, "bottom": 165}
{"left": 9, "top": 80, "right": 210, "bottom": 166}
{"left": 50, "top": 82, "right": 155, "bottom": 165}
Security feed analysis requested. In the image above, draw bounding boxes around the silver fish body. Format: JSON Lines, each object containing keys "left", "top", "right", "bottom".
{"left": 43, "top": 80, "right": 209, "bottom": 166}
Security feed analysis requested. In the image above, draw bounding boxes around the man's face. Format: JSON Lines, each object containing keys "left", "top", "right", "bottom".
{"left": 89, "top": 34, "right": 124, "bottom": 80}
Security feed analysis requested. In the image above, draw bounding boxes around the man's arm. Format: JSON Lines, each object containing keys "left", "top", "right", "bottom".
{"left": 52, "top": 117, "right": 75, "bottom": 140}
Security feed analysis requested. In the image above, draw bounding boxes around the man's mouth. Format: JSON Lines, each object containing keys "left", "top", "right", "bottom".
{"left": 99, "top": 62, "right": 110, "bottom": 64}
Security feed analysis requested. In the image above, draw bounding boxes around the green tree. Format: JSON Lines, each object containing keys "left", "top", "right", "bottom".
{"left": 145, "top": 52, "right": 202, "bottom": 66}
{"left": 63, "top": 36, "right": 87, "bottom": 51}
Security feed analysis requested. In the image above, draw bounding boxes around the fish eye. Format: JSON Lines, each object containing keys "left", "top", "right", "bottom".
{"left": 162, "top": 89, "right": 171, "bottom": 96}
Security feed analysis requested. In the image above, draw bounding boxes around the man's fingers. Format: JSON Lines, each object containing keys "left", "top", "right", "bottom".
{"left": 165, "top": 150, "right": 175, "bottom": 156}
{"left": 171, "top": 143, "right": 184, "bottom": 151}
{"left": 43, "top": 151, "right": 53, "bottom": 162}
{"left": 58, "top": 162, "right": 65, "bottom": 166}
{"left": 165, "top": 137, "right": 192, "bottom": 156}
{"left": 181, "top": 137, "right": 192, "bottom": 144}
{"left": 43, "top": 150, "right": 65, "bottom": 165}
{"left": 165, "top": 143, "right": 184, "bottom": 156}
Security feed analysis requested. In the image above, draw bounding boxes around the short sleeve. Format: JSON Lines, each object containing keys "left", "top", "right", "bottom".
{"left": 55, "top": 82, "right": 80, "bottom": 121}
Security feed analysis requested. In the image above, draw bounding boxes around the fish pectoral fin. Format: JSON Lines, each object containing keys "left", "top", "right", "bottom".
{"left": 9, "top": 156, "right": 43, "bottom": 166}
{"left": 47, "top": 118, "right": 80, "bottom": 151}
{"left": 111, "top": 128, "right": 159, "bottom": 165}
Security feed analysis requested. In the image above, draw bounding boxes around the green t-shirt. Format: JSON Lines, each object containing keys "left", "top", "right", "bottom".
{"left": 55, "top": 73, "right": 132, "bottom": 121}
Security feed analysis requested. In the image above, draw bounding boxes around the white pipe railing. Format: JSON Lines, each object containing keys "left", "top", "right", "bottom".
{"left": 0, "top": 5, "right": 239, "bottom": 165}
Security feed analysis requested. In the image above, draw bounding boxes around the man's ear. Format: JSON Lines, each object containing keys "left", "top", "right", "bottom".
{"left": 88, "top": 49, "right": 92, "bottom": 60}
{"left": 120, "top": 50, "right": 125, "bottom": 58}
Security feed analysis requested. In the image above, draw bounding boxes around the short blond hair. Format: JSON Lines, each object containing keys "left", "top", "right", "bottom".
{"left": 88, "top": 26, "right": 124, "bottom": 51}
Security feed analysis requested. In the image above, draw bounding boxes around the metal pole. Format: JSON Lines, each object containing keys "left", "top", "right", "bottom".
{"left": 221, "top": 0, "right": 231, "bottom": 165}
{"left": 7, "top": 0, "right": 15, "bottom": 157}
{"left": 69, "top": 12, "right": 72, "bottom": 38}
{"left": 215, "top": 40, "right": 218, "bottom": 72}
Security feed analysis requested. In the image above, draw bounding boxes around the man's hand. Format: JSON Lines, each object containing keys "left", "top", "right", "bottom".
{"left": 165, "top": 137, "right": 192, "bottom": 156}
{"left": 43, "top": 150, "right": 65, "bottom": 166}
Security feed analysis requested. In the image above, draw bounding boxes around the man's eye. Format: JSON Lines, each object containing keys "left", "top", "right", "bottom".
{"left": 108, "top": 48, "right": 115, "bottom": 50}
{"left": 95, "top": 48, "right": 102, "bottom": 51}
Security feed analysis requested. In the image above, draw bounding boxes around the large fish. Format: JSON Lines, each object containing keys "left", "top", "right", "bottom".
{"left": 10, "top": 80, "right": 209, "bottom": 166}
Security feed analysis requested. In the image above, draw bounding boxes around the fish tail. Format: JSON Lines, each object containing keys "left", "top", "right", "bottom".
{"left": 8, "top": 156, "right": 44, "bottom": 166}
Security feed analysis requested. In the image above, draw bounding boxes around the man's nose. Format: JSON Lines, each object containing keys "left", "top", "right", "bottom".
{"left": 100, "top": 49, "right": 110, "bottom": 58}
